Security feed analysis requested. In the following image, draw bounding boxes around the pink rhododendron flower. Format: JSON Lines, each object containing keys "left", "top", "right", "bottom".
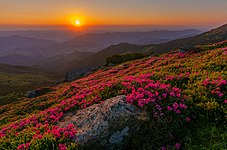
{"left": 186, "top": 117, "right": 191, "bottom": 122}
{"left": 17, "top": 144, "right": 25, "bottom": 150}
{"left": 169, "top": 91, "right": 175, "bottom": 97}
{"left": 176, "top": 110, "right": 181, "bottom": 114}
{"left": 161, "top": 147, "right": 167, "bottom": 150}
{"left": 202, "top": 78, "right": 210, "bottom": 86}
{"left": 59, "top": 144, "right": 67, "bottom": 150}
{"left": 219, "top": 79, "right": 226, "bottom": 86}
{"left": 167, "top": 106, "right": 173, "bottom": 111}
{"left": 156, "top": 104, "right": 162, "bottom": 111}
{"left": 162, "top": 93, "right": 167, "bottom": 98}
{"left": 138, "top": 99, "right": 144, "bottom": 108}
{"left": 179, "top": 103, "right": 187, "bottom": 109}
{"left": 173, "top": 102, "right": 179, "bottom": 109}
{"left": 175, "top": 143, "right": 181, "bottom": 149}
{"left": 37, "top": 134, "right": 42, "bottom": 139}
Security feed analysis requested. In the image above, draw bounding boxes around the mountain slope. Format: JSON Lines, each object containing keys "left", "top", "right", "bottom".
{"left": 0, "top": 64, "right": 60, "bottom": 105}
{"left": 151, "top": 24, "right": 227, "bottom": 53}
{"left": 65, "top": 43, "right": 149, "bottom": 71}
{"left": 0, "top": 51, "right": 92, "bottom": 70}
{"left": 0, "top": 41, "right": 226, "bottom": 149}
{"left": 38, "top": 51, "right": 93, "bottom": 71}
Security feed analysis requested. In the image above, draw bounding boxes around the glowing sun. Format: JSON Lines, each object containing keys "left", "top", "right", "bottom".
{"left": 70, "top": 16, "right": 84, "bottom": 27}
{"left": 75, "top": 19, "right": 81, "bottom": 26}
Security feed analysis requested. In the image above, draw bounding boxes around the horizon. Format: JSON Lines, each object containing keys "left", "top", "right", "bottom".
{"left": 0, "top": 24, "right": 225, "bottom": 32}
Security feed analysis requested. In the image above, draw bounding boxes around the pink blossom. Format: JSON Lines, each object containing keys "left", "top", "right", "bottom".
{"left": 155, "top": 91, "right": 159, "bottom": 96}
{"left": 169, "top": 91, "right": 175, "bottom": 97}
{"left": 175, "top": 110, "right": 181, "bottom": 114}
{"left": 173, "top": 102, "right": 179, "bottom": 109}
{"left": 17, "top": 144, "right": 25, "bottom": 150}
{"left": 37, "top": 134, "right": 42, "bottom": 139}
{"left": 162, "top": 93, "right": 167, "bottom": 98}
{"left": 161, "top": 147, "right": 167, "bottom": 150}
{"left": 167, "top": 106, "right": 173, "bottom": 111}
{"left": 156, "top": 104, "right": 162, "bottom": 111}
{"left": 186, "top": 117, "right": 191, "bottom": 122}
{"left": 179, "top": 103, "right": 187, "bottom": 109}
{"left": 219, "top": 79, "right": 226, "bottom": 86}
{"left": 59, "top": 144, "right": 67, "bottom": 150}
{"left": 24, "top": 143, "right": 30, "bottom": 149}
{"left": 215, "top": 91, "right": 224, "bottom": 97}
{"left": 64, "top": 131, "right": 69, "bottom": 137}
{"left": 175, "top": 143, "right": 181, "bottom": 149}
{"left": 138, "top": 99, "right": 144, "bottom": 108}
{"left": 202, "top": 78, "right": 209, "bottom": 86}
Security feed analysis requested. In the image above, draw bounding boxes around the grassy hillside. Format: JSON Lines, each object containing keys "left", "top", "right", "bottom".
{"left": 66, "top": 43, "right": 150, "bottom": 71}
{"left": 0, "top": 64, "right": 60, "bottom": 105}
{"left": 0, "top": 41, "right": 226, "bottom": 149}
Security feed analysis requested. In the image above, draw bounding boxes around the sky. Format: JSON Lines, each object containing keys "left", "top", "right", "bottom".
{"left": 0, "top": 0, "right": 227, "bottom": 27}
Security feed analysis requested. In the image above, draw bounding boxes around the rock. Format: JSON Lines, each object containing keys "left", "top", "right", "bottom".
{"left": 58, "top": 95, "right": 146, "bottom": 150}
{"left": 26, "top": 90, "right": 36, "bottom": 98}
{"left": 107, "top": 63, "right": 115, "bottom": 67}
{"left": 64, "top": 67, "right": 97, "bottom": 82}
{"left": 109, "top": 131, "right": 122, "bottom": 144}
{"left": 26, "top": 87, "right": 52, "bottom": 98}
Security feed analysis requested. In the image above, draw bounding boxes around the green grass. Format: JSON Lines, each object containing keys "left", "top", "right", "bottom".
{"left": 184, "top": 124, "right": 227, "bottom": 149}
{"left": 0, "top": 64, "right": 61, "bottom": 105}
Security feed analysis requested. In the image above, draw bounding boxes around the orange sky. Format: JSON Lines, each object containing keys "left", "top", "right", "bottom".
{"left": 0, "top": 0, "right": 226, "bottom": 26}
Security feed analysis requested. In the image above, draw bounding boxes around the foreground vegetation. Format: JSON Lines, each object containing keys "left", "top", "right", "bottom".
{"left": 0, "top": 41, "right": 226, "bottom": 149}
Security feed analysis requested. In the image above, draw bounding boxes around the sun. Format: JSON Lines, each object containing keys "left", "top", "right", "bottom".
{"left": 70, "top": 16, "right": 85, "bottom": 27}
{"left": 75, "top": 19, "right": 81, "bottom": 26}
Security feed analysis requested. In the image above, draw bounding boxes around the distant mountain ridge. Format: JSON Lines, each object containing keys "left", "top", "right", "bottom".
{"left": 0, "top": 30, "right": 78, "bottom": 42}
{"left": 0, "top": 29, "right": 201, "bottom": 71}
{"left": 0, "top": 35, "right": 57, "bottom": 55}
{"left": 64, "top": 29, "right": 201, "bottom": 52}
{"left": 150, "top": 24, "right": 227, "bottom": 53}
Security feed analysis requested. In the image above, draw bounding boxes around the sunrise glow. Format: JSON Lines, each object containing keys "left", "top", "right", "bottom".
{"left": 73, "top": 19, "right": 81, "bottom": 27}
{"left": 69, "top": 15, "right": 85, "bottom": 27}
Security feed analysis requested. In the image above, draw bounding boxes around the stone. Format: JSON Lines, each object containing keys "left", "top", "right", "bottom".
{"left": 109, "top": 131, "right": 122, "bottom": 144}
{"left": 64, "top": 67, "right": 98, "bottom": 82}
{"left": 58, "top": 95, "right": 146, "bottom": 150}
{"left": 26, "top": 87, "right": 52, "bottom": 98}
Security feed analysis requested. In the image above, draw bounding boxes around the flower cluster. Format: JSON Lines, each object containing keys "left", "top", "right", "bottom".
{"left": 202, "top": 76, "right": 226, "bottom": 99}
{"left": 122, "top": 74, "right": 188, "bottom": 119}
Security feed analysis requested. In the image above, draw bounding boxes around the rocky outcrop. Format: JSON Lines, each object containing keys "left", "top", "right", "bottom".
{"left": 58, "top": 95, "right": 147, "bottom": 150}
{"left": 64, "top": 67, "right": 95, "bottom": 82}
{"left": 26, "top": 87, "right": 52, "bottom": 98}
